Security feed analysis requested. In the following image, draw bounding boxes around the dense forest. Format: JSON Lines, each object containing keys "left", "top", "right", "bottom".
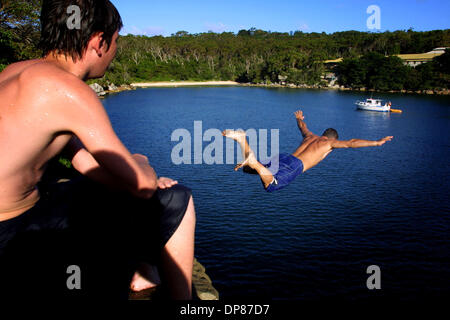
{"left": 1, "top": 0, "right": 449, "bottom": 91}
{"left": 336, "top": 51, "right": 450, "bottom": 91}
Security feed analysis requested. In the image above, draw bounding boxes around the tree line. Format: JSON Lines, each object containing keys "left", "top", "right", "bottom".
{"left": 99, "top": 29, "right": 450, "bottom": 91}
{"left": 1, "top": 0, "right": 449, "bottom": 91}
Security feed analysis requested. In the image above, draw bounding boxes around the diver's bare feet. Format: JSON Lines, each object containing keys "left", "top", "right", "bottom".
{"left": 130, "top": 263, "right": 161, "bottom": 292}
{"left": 234, "top": 152, "right": 258, "bottom": 171}
{"left": 234, "top": 161, "right": 246, "bottom": 171}
{"left": 222, "top": 129, "right": 247, "bottom": 141}
{"left": 223, "top": 130, "right": 257, "bottom": 170}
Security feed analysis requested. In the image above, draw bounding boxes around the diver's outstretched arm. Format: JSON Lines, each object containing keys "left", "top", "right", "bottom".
{"left": 331, "top": 136, "right": 394, "bottom": 149}
{"left": 294, "top": 110, "right": 313, "bottom": 138}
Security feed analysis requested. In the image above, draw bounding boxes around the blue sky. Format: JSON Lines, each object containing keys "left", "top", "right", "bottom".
{"left": 111, "top": 0, "right": 450, "bottom": 36}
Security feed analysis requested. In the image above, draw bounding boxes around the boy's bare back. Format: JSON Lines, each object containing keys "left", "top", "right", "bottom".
{"left": 0, "top": 61, "right": 88, "bottom": 219}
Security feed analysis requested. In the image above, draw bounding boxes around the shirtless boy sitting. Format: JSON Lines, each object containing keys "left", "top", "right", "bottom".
{"left": 0, "top": 0, "right": 195, "bottom": 299}
{"left": 223, "top": 110, "right": 393, "bottom": 192}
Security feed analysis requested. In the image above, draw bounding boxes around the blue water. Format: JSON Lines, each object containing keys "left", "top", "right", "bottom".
{"left": 102, "top": 87, "right": 450, "bottom": 300}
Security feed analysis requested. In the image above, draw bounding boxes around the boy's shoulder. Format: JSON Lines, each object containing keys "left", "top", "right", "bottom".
{"left": 0, "top": 59, "right": 103, "bottom": 129}
{"left": 13, "top": 60, "right": 98, "bottom": 108}
{"left": 19, "top": 61, "right": 87, "bottom": 91}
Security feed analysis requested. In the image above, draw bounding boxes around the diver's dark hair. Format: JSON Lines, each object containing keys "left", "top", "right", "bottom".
{"left": 322, "top": 128, "right": 339, "bottom": 139}
{"left": 40, "top": 0, "right": 123, "bottom": 61}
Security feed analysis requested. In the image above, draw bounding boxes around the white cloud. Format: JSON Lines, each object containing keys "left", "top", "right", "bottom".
{"left": 204, "top": 22, "right": 227, "bottom": 33}
{"left": 121, "top": 25, "right": 165, "bottom": 36}
{"left": 298, "top": 23, "right": 310, "bottom": 32}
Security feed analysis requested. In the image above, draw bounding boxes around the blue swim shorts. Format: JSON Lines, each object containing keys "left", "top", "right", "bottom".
{"left": 264, "top": 153, "right": 304, "bottom": 192}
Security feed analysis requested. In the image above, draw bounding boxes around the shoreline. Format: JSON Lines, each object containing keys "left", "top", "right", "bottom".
{"left": 130, "top": 81, "right": 449, "bottom": 95}
{"left": 239, "top": 82, "right": 450, "bottom": 96}
{"left": 131, "top": 81, "right": 239, "bottom": 88}
{"left": 90, "top": 81, "right": 450, "bottom": 97}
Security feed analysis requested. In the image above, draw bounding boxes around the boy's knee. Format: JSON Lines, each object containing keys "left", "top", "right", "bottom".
{"left": 170, "top": 184, "right": 192, "bottom": 207}
{"left": 158, "top": 184, "right": 192, "bottom": 216}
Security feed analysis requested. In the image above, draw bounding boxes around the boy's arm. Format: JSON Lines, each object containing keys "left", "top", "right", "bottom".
{"left": 294, "top": 110, "right": 313, "bottom": 138}
{"left": 331, "top": 136, "right": 393, "bottom": 149}
{"left": 63, "top": 137, "right": 152, "bottom": 193}
{"left": 55, "top": 82, "right": 158, "bottom": 199}
{"left": 65, "top": 138, "right": 178, "bottom": 191}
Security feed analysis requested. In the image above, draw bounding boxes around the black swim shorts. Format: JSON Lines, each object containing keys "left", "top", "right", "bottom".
{"left": 0, "top": 176, "right": 192, "bottom": 300}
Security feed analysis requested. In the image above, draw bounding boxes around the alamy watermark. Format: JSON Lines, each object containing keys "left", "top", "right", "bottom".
{"left": 366, "top": 265, "right": 381, "bottom": 290}
{"left": 66, "top": 265, "right": 81, "bottom": 290}
{"left": 171, "top": 121, "right": 280, "bottom": 173}
{"left": 366, "top": 5, "right": 381, "bottom": 30}
{"left": 66, "top": 5, "right": 81, "bottom": 30}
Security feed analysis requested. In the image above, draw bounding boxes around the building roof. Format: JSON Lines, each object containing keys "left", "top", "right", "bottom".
{"left": 324, "top": 58, "right": 343, "bottom": 63}
{"left": 395, "top": 53, "right": 443, "bottom": 62}
{"left": 324, "top": 49, "right": 446, "bottom": 64}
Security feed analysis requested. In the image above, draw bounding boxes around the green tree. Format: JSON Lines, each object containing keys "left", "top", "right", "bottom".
{"left": 0, "top": 0, "right": 42, "bottom": 63}
{"left": 1, "top": 6, "right": 448, "bottom": 91}
{"left": 336, "top": 58, "right": 367, "bottom": 88}
{"left": 433, "top": 49, "right": 450, "bottom": 74}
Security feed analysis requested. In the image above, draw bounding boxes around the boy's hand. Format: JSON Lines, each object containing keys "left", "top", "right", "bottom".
{"left": 294, "top": 110, "right": 305, "bottom": 120}
{"left": 157, "top": 177, "right": 178, "bottom": 189}
{"left": 377, "top": 136, "right": 394, "bottom": 146}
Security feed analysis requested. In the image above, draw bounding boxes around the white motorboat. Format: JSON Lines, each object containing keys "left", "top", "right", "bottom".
{"left": 355, "top": 98, "right": 392, "bottom": 112}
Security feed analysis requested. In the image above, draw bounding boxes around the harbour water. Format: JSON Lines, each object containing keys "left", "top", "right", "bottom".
{"left": 103, "top": 86, "right": 450, "bottom": 300}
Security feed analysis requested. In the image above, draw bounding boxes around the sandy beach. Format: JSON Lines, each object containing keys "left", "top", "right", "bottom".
{"left": 131, "top": 81, "right": 240, "bottom": 88}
